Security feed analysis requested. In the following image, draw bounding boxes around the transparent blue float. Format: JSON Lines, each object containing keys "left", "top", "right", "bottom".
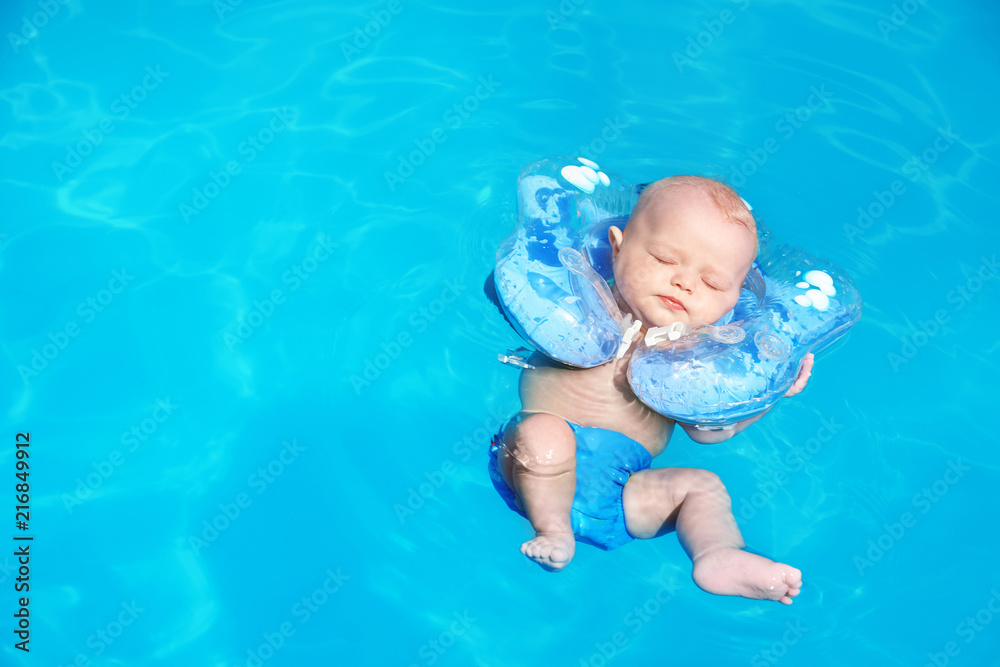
{"left": 495, "top": 156, "right": 863, "bottom": 426}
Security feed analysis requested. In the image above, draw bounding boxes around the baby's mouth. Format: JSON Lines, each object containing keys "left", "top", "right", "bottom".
{"left": 658, "top": 295, "right": 686, "bottom": 311}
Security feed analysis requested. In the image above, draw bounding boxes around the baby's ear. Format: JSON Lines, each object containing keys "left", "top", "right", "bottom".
{"left": 609, "top": 226, "right": 624, "bottom": 259}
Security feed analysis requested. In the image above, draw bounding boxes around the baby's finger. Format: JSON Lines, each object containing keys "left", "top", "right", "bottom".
{"left": 801, "top": 353, "right": 815, "bottom": 374}
{"left": 784, "top": 356, "right": 814, "bottom": 397}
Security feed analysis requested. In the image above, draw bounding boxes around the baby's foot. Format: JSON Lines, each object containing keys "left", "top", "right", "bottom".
{"left": 520, "top": 532, "right": 575, "bottom": 572}
{"left": 692, "top": 548, "right": 802, "bottom": 604}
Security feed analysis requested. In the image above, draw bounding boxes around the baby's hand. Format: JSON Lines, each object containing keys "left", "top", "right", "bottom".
{"left": 783, "top": 353, "right": 814, "bottom": 398}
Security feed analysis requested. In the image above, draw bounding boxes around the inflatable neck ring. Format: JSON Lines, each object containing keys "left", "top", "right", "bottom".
{"left": 494, "top": 156, "right": 863, "bottom": 426}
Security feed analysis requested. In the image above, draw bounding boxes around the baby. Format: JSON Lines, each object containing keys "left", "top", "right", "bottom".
{"left": 488, "top": 175, "right": 812, "bottom": 604}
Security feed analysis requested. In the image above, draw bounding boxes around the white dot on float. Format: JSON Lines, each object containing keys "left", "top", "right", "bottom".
{"left": 804, "top": 270, "right": 833, "bottom": 287}
{"left": 806, "top": 289, "right": 830, "bottom": 310}
{"left": 820, "top": 283, "right": 837, "bottom": 297}
{"left": 579, "top": 165, "right": 600, "bottom": 184}
{"left": 598, "top": 171, "right": 610, "bottom": 186}
{"left": 794, "top": 295, "right": 812, "bottom": 307}
{"left": 560, "top": 165, "right": 595, "bottom": 192}
{"left": 577, "top": 157, "right": 599, "bottom": 169}
{"left": 796, "top": 282, "right": 809, "bottom": 289}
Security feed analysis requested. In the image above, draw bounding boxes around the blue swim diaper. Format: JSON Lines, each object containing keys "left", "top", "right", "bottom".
{"left": 488, "top": 418, "right": 653, "bottom": 551}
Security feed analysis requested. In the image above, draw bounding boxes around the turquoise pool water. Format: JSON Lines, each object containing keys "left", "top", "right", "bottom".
{"left": 2, "top": 0, "right": 998, "bottom": 665}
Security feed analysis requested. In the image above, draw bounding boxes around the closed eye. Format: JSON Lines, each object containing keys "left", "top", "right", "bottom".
{"left": 703, "top": 279, "right": 722, "bottom": 291}
{"left": 654, "top": 255, "right": 675, "bottom": 265}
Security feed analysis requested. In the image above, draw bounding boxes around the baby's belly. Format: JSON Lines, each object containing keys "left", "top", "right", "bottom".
{"left": 517, "top": 353, "right": 673, "bottom": 457}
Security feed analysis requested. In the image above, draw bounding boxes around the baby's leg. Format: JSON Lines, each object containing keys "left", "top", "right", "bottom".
{"left": 496, "top": 413, "right": 577, "bottom": 571}
{"left": 622, "top": 468, "right": 802, "bottom": 604}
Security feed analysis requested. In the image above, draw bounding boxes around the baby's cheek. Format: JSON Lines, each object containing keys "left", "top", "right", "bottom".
{"left": 712, "top": 293, "right": 739, "bottom": 320}
{"left": 640, "top": 257, "right": 660, "bottom": 283}
{"left": 629, "top": 268, "right": 655, "bottom": 293}
{"left": 618, "top": 256, "right": 643, "bottom": 282}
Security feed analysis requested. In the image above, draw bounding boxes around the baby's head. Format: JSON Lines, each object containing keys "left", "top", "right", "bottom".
{"left": 609, "top": 175, "right": 757, "bottom": 329}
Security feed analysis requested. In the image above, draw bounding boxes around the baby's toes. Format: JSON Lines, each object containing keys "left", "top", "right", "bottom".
{"left": 520, "top": 535, "right": 574, "bottom": 572}
{"left": 520, "top": 539, "right": 541, "bottom": 558}
{"left": 781, "top": 565, "right": 803, "bottom": 590}
{"left": 774, "top": 565, "right": 802, "bottom": 604}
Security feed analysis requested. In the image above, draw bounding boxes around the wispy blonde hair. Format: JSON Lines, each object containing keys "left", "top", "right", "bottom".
{"left": 635, "top": 175, "right": 758, "bottom": 255}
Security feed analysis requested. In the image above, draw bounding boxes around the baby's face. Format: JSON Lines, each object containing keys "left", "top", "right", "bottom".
{"left": 610, "top": 187, "right": 756, "bottom": 329}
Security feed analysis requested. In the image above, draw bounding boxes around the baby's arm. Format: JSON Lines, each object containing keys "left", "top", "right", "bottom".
{"left": 678, "top": 354, "right": 815, "bottom": 444}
